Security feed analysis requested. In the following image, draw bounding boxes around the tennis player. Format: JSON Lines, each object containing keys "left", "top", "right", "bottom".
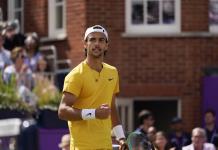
{"left": 58, "top": 25, "right": 128, "bottom": 150}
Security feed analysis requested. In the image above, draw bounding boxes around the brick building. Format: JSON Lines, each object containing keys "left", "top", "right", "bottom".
{"left": 1, "top": 0, "right": 218, "bottom": 132}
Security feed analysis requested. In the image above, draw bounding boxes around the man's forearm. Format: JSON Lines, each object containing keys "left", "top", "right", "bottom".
{"left": 111, "top": 104, "right": 120, "bottom": 127}
{"left": 58, "top": 105, "right": 82, "bottom": 121}
{"left": 58, "top": 104, "right": 111, "bottom": 121}
{"left": 111, "top": 97, "right": 126, "bottom": 142}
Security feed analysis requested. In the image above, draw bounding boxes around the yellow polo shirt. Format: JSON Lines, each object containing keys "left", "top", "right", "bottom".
{"left": 63, "top": 60, "right": 119, "bottom": 150}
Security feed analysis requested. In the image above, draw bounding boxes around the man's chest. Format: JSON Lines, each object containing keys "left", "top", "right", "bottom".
{"left": 80, "top": 72, "right": 117, "bottom": 97}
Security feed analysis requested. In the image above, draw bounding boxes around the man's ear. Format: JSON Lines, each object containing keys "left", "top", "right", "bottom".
{"left": 105, "top": 42, "right": 109, "bottom": 50}
{"left": 83, "top": 40, "right": 87, "bottom": 49}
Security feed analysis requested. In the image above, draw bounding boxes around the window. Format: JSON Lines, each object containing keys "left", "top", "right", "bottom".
{"left": 209, "top": 0, "right": 218, "bottom": 33}
{"left": 116, "top": 97, "right": 181, "bottom": 132}
{"left": 125, "top": 0, "right": 181, "bottom": 34}
{"left": 133, "top": 99, "right": 180, "bottom": 131}
{"left": 8, "top": 0, "right": 24, "bottom": 32}
{"left": 48, "top": 0, "right": 66, "bottom": 38}
{"left": 116, "top": 98, "right": 133, "bottom": 132}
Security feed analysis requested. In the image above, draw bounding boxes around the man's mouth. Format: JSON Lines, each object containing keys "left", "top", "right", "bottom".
{"left": 92, "top": 48, "right": 102, "bottom": 52}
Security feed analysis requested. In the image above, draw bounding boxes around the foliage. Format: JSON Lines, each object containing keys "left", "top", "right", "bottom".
{"left": 33, "top": 74, "right": 61, "bottom": 110}
{"left": 0, "top": 72, "right": 34, "bottom": 112}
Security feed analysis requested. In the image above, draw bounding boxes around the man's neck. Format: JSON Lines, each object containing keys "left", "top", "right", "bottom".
{"left": 158, "top": 147, "right": 165, "bottom": 150}
{"left": 86, "top": 57, "right": 103, "bottom": 72}
{"left": 194, "top": 144, "right": 204, "bottom": 150}
{"left": 206, "top": 123, "right": 215, "bottom": 131}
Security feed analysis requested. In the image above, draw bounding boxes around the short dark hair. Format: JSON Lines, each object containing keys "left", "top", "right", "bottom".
{"left": 205, "top": 109, "right": 216, "bottom": 117}
{"left": 138, "top": 110, "right": 153, "bottom": 125}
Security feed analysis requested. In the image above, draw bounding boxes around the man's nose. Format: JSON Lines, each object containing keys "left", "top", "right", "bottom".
{"left": 94, "top": 40, "right": 100, "bottom": 45}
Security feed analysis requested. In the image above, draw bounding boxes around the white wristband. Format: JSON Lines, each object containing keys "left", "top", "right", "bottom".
{"left": 113, "top": 125, "right": 125, "bottom": 140}
{"left": 81, "top": 109, "right": 96, "bottom": 120}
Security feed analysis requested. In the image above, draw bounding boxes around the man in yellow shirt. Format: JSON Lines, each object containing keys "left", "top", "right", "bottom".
{"left": 58, "top": 25, "right": 128, "bottom": 150}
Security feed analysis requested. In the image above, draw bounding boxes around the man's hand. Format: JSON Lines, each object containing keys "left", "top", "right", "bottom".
{"left": 95, "top": 104, "right": 111, "bottom": 119}
{"left": 119, "top": 138, "right": 129, "bottom": 150}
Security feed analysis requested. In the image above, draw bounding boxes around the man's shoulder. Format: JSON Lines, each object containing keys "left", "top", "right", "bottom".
{"left": 65, "top": 62, "right": 84, "bottom": 80}
{"left": 204, "top": 143, "right": 216, "bottom": 149}
{"left": 183, "top": 143, "right": 216, "bottom": 150}
{"left": 182, "top": 144, "right": 192, "bottom": 150}
{"left": 103, "top": 63, "right": 118, "bottom": 71}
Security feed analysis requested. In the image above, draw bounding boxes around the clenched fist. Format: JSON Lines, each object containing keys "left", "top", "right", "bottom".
{"left": 95, "top": 104, "right": 111, "bottom": 119}
{"left": 119, "top": 139, "right": 129, "bottom": 150}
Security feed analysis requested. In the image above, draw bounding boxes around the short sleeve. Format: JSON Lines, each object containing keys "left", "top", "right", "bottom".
{"left": 63, "top": 71, "right": 83, "bottom": 97}
{"left": 113, "top": 70, "right": 120, "bottom": 94}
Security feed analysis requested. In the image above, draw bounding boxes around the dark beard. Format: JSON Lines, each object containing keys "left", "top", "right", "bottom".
{"left": 90, "top": 48, "right": 104, "bottom": 58}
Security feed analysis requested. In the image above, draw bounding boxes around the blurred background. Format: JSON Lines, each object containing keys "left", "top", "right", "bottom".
{"left": 0, "top": 0, "right": 218, "bottom": 150}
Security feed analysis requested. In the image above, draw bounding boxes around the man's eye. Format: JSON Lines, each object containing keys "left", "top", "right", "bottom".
{"left": 99, "top": 38, "right": 106, "bottom": 42}
{"left": 89, "top": 38, "right": 96, "bottom": 42}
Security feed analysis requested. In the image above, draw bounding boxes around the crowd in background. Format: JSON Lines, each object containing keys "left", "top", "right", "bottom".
{"left": 0, "top": 20, "right": 61, "bottom": 150}
{"left": 127, "top": 109, "right": 218, "bottom": 150}
{"left": 0, "top": 20, "right": 58, "bottom": 108}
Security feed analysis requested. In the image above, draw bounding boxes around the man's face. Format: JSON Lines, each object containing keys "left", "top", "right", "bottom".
{"left": 26, "top": 39, "right": 37, "bottom": 51}
{"left": 147, "top": 126, "right": 156, "bottom": 142}
{"left": 171, "top": 122, "right": 183, "bottom": 132}
{"left": 204, "top": 112, "right": 215, "bottom": 125}
{"left": 144, "top": 116, "right": 154, "bottom": 127}
{"left": 192, "top": 131, "right": 206, "bottom": 148}
{"left": 84, "top": 32, "right": 108, "bottom": 58}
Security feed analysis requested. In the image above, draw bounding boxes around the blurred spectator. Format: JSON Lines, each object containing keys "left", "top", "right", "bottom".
{"left": 154, "top": 131, "right": 172, "bottom": 150}
{"left": 204, "top": 109, "right": 218, "bottom": 148}
{"left": 127, "top": 131, "right": 155, "bottom": 150}
{"left": 36, "top": 57, "right": 48, "bottom": 73}
{"left": 33, "top": 52, "right": 57, "bottom": 91}
{"left": 58, "top": 134, "right": 70, "bottom": 150}
{"left": 148, "top": 126, "right": 157, "bottom": 144}
{"left": 168, "top": 117, "right": 191, "bottom": 150}
{"left": 3, "top": 20, "right": 26, "bottom": 51}
{"left": 33, "top": 56, "right": 59, "bottom": 105}
{"left": 0, "top": 31, "right": 12, "bottom": 71}
{"left": 24, "top": 33, "right": 44, "bottom": 72}
{"left": 182, "top": 128, "right": 216, "bottom": 150}
{"left": 3, "top": 47, "right": 36, "bottom": 105}
{"left": 127, "top": 110, "right": 155, "bottom": 149}
{"left": 136, "top": 109, "right": 155, "bottom": 133}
